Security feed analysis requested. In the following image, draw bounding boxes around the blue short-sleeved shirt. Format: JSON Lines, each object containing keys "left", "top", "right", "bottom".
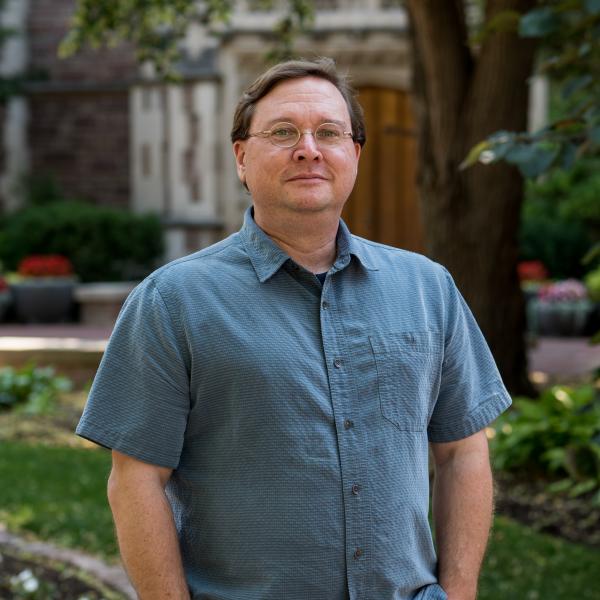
{"left": 77, "top": 207, "right": 511, "bottom": 600}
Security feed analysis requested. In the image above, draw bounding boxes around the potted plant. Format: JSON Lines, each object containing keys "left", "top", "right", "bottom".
{"left": 0, "top": 275, "right": 11, "bottom": 321}
{"left": 529, "top": 279, "right": 593, "bottom": 337}
{"left": 9, "top": 255, "right": 76, "bottom": 323}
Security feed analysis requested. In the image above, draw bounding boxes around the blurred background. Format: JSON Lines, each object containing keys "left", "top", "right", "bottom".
{"left": 0, "top": 1, "right": 599, "bottom": 598}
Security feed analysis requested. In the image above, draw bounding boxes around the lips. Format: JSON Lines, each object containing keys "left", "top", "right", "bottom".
{"left": 286, "top": 173, "right": 328, "bottom": 181}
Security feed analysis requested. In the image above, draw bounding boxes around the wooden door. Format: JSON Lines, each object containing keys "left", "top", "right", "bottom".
{"left": 343, "top": 87, "right": 424, "bottom": 253}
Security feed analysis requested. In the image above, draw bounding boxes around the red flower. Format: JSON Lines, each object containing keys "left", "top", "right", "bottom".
{"left": 18, "top": 255, "right": 74, "bottom": 278}
{"left": 518, "top": 260, "right": 548, "bottom": 282}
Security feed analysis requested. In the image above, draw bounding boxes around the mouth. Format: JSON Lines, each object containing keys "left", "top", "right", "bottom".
{"left": 286, "top": 174, "right": 328, "bottom": 182}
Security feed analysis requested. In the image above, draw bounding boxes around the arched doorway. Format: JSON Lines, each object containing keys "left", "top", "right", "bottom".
{"left": 343, "top": 87, "right": 424, "bottom": 253}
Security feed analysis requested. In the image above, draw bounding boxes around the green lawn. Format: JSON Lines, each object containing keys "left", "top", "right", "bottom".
{"left": 0, "top": 439, "right": 598, "bottom": 598}
{"left": 0, "top": 441, "right": 117, "bottom": 558}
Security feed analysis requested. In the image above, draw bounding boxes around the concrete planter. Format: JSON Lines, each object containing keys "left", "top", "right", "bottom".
{"left": 528, "top": 299, "right": 594, "bottom": 337}
{"left": 74, "top": 282, "right": 138, "bottom": 327}
{"left": 0, "top": 290, "right": 11, "bottom": 321}
{"left": 11, "top": 279, "right": 75, "bottom": 323}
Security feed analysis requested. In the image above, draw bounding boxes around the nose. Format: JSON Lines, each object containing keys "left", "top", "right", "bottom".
{"left": 293, "top": 131, "right": 323, "bottom": 162}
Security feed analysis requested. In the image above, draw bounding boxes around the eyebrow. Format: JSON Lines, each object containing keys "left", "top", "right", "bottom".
{"left": 262, "top": 117, "right": 349, "bottom": 129}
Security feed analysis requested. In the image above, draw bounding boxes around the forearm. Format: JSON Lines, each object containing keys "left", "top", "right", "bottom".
{"left": 108, "top": 471, "right": 190, "bottom": 600}
{"left": 432, "top": 435, "right": 493, "bottom": 600}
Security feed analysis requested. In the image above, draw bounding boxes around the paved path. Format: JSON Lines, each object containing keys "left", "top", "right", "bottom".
{"left": 1, "top": 324, "right": 600, "bottom": 382}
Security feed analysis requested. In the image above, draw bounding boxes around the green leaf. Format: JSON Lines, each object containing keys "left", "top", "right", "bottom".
{"left": 561, "top": 75, "right": 594, "bottom": 99}
{"left": 519, "top": 7, "right": 560, "bottom": 37}
{"left": 590, "top": 126, "right": 600, "bottom": 146}
{"left": 505, "top": 143, "right": 560, "bottom": 178}
{"left": 584, "top": 0, "right": 600, "bottom": 15}
{"left": 547, "top": 478, "right": 573, "bottom": 493}
{"left": 569, "top": 479, "right": 597, "bottom": 497}
{"left": 558, "top": 142, "right": 578, "bottom": 170}
{"left": 459, "top": 141, "right": 491, "bottom": 170}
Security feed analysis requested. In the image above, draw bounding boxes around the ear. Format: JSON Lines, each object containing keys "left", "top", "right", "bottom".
{"left": 233, "top": 141, "right": 247, "bottom": 184}
{"left": 353, "top": 142, "right": 361, "bottom": 161}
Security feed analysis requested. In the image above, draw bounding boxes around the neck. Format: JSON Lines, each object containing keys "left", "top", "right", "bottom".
{"left": 253, "top": 207, "right": 339, "bottom": 274}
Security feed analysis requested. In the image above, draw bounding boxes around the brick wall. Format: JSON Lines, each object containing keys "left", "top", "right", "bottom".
{"left": 25, "top": 0, "right": 137, "bottom": 207}
{"left": 28, "top": 91, "right": 130, "bottom": 208}
{"left": 28, "top": 0, "right": 137, "bottom": 82}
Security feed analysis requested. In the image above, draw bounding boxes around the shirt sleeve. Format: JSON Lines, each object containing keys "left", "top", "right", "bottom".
{"left": 76, "top": 276, "right": 191, "bottom": 468}
{"left": 427, "top": 267, "right": 512, "bottom": 443}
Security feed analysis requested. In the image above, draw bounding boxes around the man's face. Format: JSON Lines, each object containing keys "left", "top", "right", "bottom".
{"left": 233, "top": 77, "right": 361, "bottom": 220}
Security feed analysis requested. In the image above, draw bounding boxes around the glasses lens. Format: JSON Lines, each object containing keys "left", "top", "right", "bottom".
{"left": 315, "top": 123, "right": 344, "bottom": 144}
{"left": 270, "top": 123, "right": 300, "bottom": 147}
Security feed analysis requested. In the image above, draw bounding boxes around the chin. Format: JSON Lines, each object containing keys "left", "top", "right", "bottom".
{"left": 285, "top": 196, "right": 335, "bottom": 213}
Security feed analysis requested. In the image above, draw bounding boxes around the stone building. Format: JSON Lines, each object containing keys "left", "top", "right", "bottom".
{"left": 0, "top": 0, "right": 547, "bottom": 262}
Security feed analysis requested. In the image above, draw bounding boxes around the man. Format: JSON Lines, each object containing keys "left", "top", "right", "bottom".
{"left": 77, "top": 58, "right": 511, "bottom": 600}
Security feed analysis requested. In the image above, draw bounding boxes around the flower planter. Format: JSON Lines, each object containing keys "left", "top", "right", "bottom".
{"left": 0, "top": 291, "right": 11, "bottom": 321}
{"left": 11, "top": 279, "right": 75, "bottom": 323}
{"left": 528, "top": 299, "right": 593, "bottom": 337}
{"left": 74, "top": 281, "right": 138, "bottom": 327}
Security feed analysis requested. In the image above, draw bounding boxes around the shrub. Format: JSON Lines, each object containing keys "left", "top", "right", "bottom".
{"left": 490, "top": 385, "right": 600, "bottom": 504}
{"left": 520, "top": 157, "right": 600, "bottom": 279}
{"left": 0, "top": 201, "right": 163, "bottom": 282}
{"left": 585, "top": 265, "right": 600, "bottom": 303}
{"left": 0, "top": 364, "right": 72, "bottom": 414}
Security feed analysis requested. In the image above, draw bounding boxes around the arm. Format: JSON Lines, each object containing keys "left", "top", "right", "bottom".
{"left": 430, "top": 430, "right": 493, "bottom": 600}
{"left": 107, "top": 450, "right": 190, "bottom": 600}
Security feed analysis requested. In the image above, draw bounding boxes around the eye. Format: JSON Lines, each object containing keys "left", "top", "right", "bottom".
{"left": 316, "top": 124, "right": 342, "bottom": 140}
{"left": 271, "top": 125, "right": 297, "bottom": 140}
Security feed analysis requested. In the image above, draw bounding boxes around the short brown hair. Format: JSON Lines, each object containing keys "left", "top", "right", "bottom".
{"left": 231, "top": 57, "right": 366, "bottom": 147}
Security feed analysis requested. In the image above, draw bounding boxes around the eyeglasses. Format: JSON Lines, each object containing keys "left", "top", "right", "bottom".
{"left": 247, "top": 122, "right": 354, "bottom": 148}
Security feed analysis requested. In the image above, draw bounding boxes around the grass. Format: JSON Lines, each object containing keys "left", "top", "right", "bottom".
{"left": 0, "top": 440, "right": 117, "bottom": 558}
{"left": 0, "top": 392, "right": 599, "bottom": 598}
{"left": 480, "top": 517, "right": 600, "bottom": 599}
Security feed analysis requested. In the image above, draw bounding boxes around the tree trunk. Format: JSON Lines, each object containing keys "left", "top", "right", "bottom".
{"left": 406, "top": 0, "right": 537, "bottom": 394}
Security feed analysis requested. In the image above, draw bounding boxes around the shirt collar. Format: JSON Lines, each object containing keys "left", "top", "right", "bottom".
{"left": 240, "top": 206, "right": 378, "bottom": 283}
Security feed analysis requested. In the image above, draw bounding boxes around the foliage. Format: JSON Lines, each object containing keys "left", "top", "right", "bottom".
{"left": 490, "top": 385, "right": 600, "bottom": 504}
{"left": 479, "top": 516, "right": 600, "bottom": 599}
{"left": 0, "top": 201, "right": 163, "bottom": 282}
{"left": 519, "top": 158, "right": 600, "bottom": 278}
{"left": 585, "top": 264, "right": 600, "bottom": 302}
{"left": 60, "top": 0, "right": 314, "bottom": 75}
{"left": 1, "top": 440, "right": 599, "bottom": 598}
{"left": 463, "top": 1, "right": 600, "bottom": 178}
{"left": 525, "top": 156, "right": 600, "bottom": 233}
{"left": 0, "top": 441, "right": 117, "bottom": 557}
{"left": 519, "top": 212, "right": 592, "bottom": 279}
{"left": 1, "top": 391, "right": 599, "bottom": 597}
{"left": 0, "top": 364, "right": 72, "bottom": 415}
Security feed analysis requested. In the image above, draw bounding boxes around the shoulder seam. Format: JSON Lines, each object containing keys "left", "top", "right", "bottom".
{"left": 148, "top": 234, "right": 240, "bottom": 280}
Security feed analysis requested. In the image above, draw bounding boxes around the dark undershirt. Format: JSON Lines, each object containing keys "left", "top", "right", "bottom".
{"left": 316, "top": 272, "right": 327, "bottom": 284}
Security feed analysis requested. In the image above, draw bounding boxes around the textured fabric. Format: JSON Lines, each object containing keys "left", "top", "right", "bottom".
{"left": 77, "top": 207, "right": 511, "bottom": 600}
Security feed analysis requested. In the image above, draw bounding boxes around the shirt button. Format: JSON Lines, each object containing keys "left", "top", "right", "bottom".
{"left": 343, "top": 419, "right": 354, "bottom": 430}
{"left": 354, "top": 548, "right": 363, "bottom": 559}
{"left": 333, "top": 358, "right": 342, "bottom": 369}
{"left": 322, "top": 300, "right": 329, "bottom": 309}
{"left": 351, "top": 484, "right": 361, "bottom": 495}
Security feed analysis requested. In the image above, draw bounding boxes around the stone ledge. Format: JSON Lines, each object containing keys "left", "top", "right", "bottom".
{"left": 0, "top": 525, "right": 135, "bottom": 599}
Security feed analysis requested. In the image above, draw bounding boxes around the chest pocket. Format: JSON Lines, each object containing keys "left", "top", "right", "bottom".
{"left": 369, "top": 331, "right": 443, "bottom": 431}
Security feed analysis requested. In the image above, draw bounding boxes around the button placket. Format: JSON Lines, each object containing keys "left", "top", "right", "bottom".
{"left": 319, "top": 277, "right": 369, "bottom": 594}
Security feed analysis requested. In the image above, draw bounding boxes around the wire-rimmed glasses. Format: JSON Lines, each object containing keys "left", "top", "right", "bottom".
{"left": 247, "top": 122, "right": 354, "bottom": 148}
